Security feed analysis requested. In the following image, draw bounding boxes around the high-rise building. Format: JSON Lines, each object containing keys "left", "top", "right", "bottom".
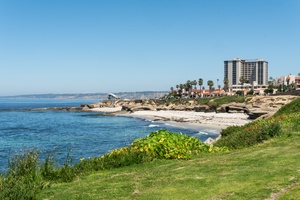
{"left": 224, "top": 58, "right": 268, "bottom": 91}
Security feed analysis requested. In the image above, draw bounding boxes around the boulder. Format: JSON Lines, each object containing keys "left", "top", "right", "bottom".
{"left": 121, "top": 105, "right": 155, "bottom": 112}
{"left": 194, "top": 105, "right": 209, "bottom": 112}
{"left": 221, "top": 103, "right": 249, "bottom": 113}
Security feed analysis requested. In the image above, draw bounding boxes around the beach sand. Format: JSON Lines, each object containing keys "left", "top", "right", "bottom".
{"left": 90, "top": 107, "right": 251, "bottom": 132}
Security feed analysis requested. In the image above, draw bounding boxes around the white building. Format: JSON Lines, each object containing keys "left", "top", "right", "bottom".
{"left": 276, "top": 75, "right": 296, "bottom": 86}
{"left": 224, "top": 58, "right": 268, "bottom": 91}
{"left": 276, "top": 75, "right": 300, "bottom": 91}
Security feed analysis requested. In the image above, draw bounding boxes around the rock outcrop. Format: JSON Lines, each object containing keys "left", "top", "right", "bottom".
{"left": 82, "top": 95, "right": 299, "bottom": 120}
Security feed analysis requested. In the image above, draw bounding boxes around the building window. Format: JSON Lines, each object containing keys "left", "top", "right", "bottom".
{"left": 232, "top": 61, "right": 236, "bottom": 85}
{"left": 224, "top": 61, "right": 228, "bottom": 79}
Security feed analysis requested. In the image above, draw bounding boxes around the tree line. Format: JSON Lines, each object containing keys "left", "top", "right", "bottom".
{"left": 170, "top": 78, "right": 229, "bottom": 97}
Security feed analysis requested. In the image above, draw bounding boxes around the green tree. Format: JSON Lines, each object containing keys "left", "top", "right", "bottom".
{"left": 269, "top": 76, "right": 274, "bottom": 86}
{"left": 236, "top": 90, "right": 243, "bottom": 96}
{"left": 247, "top": 90, "right": 254, "bottom": 95}
{"left": 286, "top": 75, "right": 291, "bottom": 92}
{"left": 198, "top": 78, "right": 203, "bottom": 93}
{"left": 239, "top": 76, "right": 246, "bottom": 86}
{"left": 286, "top": 75, "right": 290, "bottom": 86}
{"left": 170, "top": 87, "right": 174, "bottom": 92}
{"left": 179, "top": 84, "right": 184, "bottom": 96}
{"left": 207, "top": 80, "right": 214, "bottom": 92}
{"left": 192, "top": 80, "right": 197, "bottom": 90}
{"left": 223, "top": 78, "right": 229, "bottom": 92}
{"left": 186, "top": 80, "right": 191, "bottom": 94}
{"left": 264, "top": 88, "right": 274, "bottom": 95}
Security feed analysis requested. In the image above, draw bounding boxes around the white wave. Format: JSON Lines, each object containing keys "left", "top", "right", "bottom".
{"left": 148, "top": 124, "right": 160, "bottom": 127}
{"left": 203, "top": 129, "right": 220, "bottom": 134}
{"left": 197, "top": 131, "right": 208, "bottom": 135}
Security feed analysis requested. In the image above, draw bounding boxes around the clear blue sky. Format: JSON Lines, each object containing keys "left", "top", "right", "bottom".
{"left": 0, "top": 0, "right": 299, "bottom": 96}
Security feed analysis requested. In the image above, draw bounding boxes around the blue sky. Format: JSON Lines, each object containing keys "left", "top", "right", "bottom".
{"left": 0, "top": 0, "right": 299, "bottom": 96}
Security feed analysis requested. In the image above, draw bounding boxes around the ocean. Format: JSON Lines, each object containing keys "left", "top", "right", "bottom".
{"left": 0, "top": 98, "right": 219, "bottom": 172}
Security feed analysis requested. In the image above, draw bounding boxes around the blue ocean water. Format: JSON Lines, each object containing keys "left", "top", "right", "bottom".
{"left": 0, "top": 98, "right": 219, "bottom": 172}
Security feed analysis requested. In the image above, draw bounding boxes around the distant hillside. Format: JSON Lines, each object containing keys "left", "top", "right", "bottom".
{"left": 0, "top": 91, "right": 168, "bottom": 100}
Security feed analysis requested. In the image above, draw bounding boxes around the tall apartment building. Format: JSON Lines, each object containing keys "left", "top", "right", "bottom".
{"left": 224, "top": 58, "right": 268, "bottom": 91}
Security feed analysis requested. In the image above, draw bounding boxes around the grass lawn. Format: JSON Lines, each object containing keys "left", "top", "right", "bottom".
{"left": 38, "top": 132, "right": 300, "bottom": 200}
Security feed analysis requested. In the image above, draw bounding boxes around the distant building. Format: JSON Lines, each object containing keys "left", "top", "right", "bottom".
{"left": 276, "top": 75, "right": 300, "bottom": 91}
{"left": 296, "top": 77, "right": 300, "bottom": 90}
{"left": 224, "top": 58, "right": 268, "bottom": 92}
{"left": 276, "top": 75, "right": 296, "bottom": 86}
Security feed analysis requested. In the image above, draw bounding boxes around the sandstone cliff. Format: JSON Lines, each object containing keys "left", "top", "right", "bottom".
{"left": 82, "top": 95, "right": 299, "bottom": 120}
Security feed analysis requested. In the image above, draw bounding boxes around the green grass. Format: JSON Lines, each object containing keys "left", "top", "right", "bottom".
{"left": 273, "top": 97, "right": 300, "bottom": 117}
{"left": 37, "top": 132, "right": 300, "bottom": 200}
{"left": 166, "top": 95, "right": 245, "bottom": 108}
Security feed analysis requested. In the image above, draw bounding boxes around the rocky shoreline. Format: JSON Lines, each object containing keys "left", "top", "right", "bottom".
{"left": 42, "top": 95, "right": 298, "bottom": 144}
{"left": 82, "top": 95, "right": 298, "bottom": 120}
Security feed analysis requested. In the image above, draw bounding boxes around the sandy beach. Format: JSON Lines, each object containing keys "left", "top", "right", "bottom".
{"left": 90, "top": 107, "right": 252, "bottom": 132}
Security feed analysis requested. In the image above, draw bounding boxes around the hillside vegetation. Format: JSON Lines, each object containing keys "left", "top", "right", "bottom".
{"left": 0, "top": 97, "right": 299, "bottom": 199}
{"left": 215, "top": 98, "right": 299, "bottom": 149}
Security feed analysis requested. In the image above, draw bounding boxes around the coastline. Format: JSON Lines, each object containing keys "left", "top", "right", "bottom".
{"left": 89, "top": 107, "right": 252, "bottom": 135}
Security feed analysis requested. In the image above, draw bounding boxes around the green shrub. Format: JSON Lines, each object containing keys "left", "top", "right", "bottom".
{"left": 195, "top": 98, "right": 211, "bottom": 105}
{"left": 130, "top": 130, "right": 227, "bottom": 159}
{"left": 101, "top": 146, "right": 153, "bottom": 168}
{"left": 215, "top": 119, "right": 282, "bottom": 149}
{"left": 247, "top": 90, "right": 254, "bottom": 95}
{"left": 0, "top": 148, "right": 44, "bottom": 200}
{"left": 40, "top": 153, "right": 57, "bottom": 181}
{"left": 216, "top": 130, "right": 259, "bottom": 149}
{"left": 273, "top": 112, "right": 300, "bottom": 132}
{"left": 235, "top": 90, "right": 244, "bottom": 96}
{"left": 213, "top": 96, "right": 245, "bottom": 106}
{"left": 273, "top": 98, "right": 300, "bottom": 117}
{"left": 207, "top": 100, "right": 218, "bottom": 110}
{"left": 40, "top": 150, "right": 77, "bottom": 183}
{"left": 71, "top": 130, "right": 229, "bottom": 176}
{"left": 220, "top": 126, "right": 242, "bottom": 137}
{"left": 289, "top": 113, "right": 300, "bottom": 132}
{"left": 216, "top": 98, "right": 300, "bottom": 150}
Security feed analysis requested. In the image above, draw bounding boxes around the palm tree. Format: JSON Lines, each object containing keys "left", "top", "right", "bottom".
{"left": 193, "top": 80, "right": 197, "bottom": 89}
{"left": 239, "top": 76, "right": 246, "bottom": 86}
{"left": 179, "top": 84, "right": 184, "bottom": 96}
{"left": 186, "top": 80, "right": 191, "bottom": 94}
{"left": 286, "top": 75, "right": 290, "bottom": 86}
{"left": 176, "top": 85, "right": 179, "bottom": 92}
{"left": 198, "top": 78, "right": 203, "bottom": 94}
{"left": 201, "top": 86, "right": 205, "bottom": 97}
{"left": 170, "top": 87, "right": 174, "bottom": 92}
{"left": 277, "top": 78, "right": 282, "bottom": 92}
{"left": 286, "top": 75, "right": 291, "bottom": 91}
{"left": 223, "top": 78, "right": 229, "bottom": 92}
{"left": 207, "top": 80, "right": 214, "bottom": 92}
{"left": 183, "top": 84, "right": 188, "bottom": 95}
